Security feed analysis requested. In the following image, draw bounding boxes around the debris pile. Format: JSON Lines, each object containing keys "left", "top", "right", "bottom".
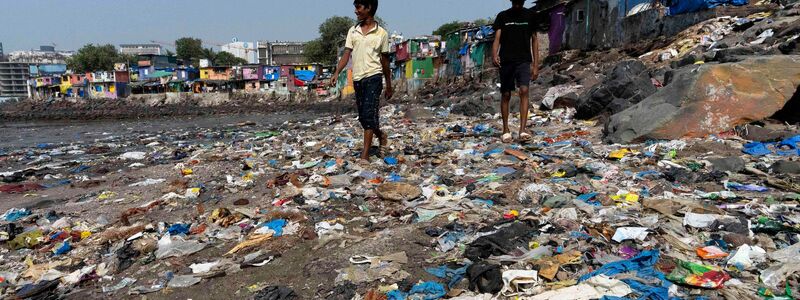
{"left": 1, "top": 2, "right": 800, "bottom": 300}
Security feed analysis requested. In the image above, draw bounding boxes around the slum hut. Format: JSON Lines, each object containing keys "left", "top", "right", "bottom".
{"left": 196, "top": 66, "right": 234, "bottom": 93}
{"left": 443, "top": 26, "right": 495, "bottom": 82}
{"left": 88, "top": 71, "right": 118, "bottom": 99}
{"left": 534, "top": 0, "right": 755, "bottom": 52}
{"left": 31, "top": 76, "right": 62, "bottom": 100}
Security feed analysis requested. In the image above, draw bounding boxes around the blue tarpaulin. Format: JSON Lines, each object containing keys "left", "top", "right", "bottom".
{"left": 294, "top": 70, "right": 315, "bottom": 82}
{"left": 742, "top": 135, "right": 800, "bottom": 156}
{"left": 667, "top": 0, "right": 747, "bottom": 16}
{"left": 580, "top": 250, "right": 679, "bottom": 300}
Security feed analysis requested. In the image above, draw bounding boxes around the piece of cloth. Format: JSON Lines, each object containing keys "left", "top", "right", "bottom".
{"left": 470, "top": 43, "right": 487, "bottom": 68}
{"left": 493, "top": 7, "right": 539, "bottom": 64}
{"left": 465, "top": 222, "right": 536, "bottom": 261}
{"left": 467, "top": 262, "right": 503, "bottom": 294}
{"left": 548, "top": 4, "right": 567, "bottom": 54}
{"left": 354, "top": 74, "right": 383, "bottom": 131}
{"left": 396, "top": 41, "right": 410, "bottom": 62}
{"left": 408, "top": 281, "right": 447, "bottom": 300}
{"left": 499, "top": 62, "right": 531, "bottom": 93}
{"left": 252, "top": 285, "right": 298, "bottom": 300}
{"left": 425, "top": 264, "right": 470, "bottom": 288}
{"left": 345, "top": 22, "right": 390, "bottom": 81}
{"left": 579, "top": 250, "right": 677, "bottom": 300}
{"left": 263, "top": 219, "right": 287, "bottom": 237}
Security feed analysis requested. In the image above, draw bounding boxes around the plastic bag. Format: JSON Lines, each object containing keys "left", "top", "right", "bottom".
{"left": 155, "top": 234, "right": 205, "bottom": 259}
{"left": 666, "top": 260, "right": 730, "bottom": 289}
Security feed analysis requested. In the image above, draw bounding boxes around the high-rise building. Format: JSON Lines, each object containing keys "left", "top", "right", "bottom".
{"left": 119, "top": 44, "right": 163, "bottom": 56}
{"left": 0, "top": 42, "right": 4, "bottom": 57}
{"left": 257, "top": 41, "right": 270, "bottom": 65}
{"left": 220, "top": 42, "right": 257, "bottom": 64}
{"left": 0, "top": 62, "right": 32, "bottom": 98}
{"left": 256, "top": 41, "right": 306, "bottom": 65}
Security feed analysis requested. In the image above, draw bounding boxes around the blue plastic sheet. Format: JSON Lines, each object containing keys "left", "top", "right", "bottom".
{"left": 263, "top": 219, "right": 287, "bottom": 237}
{"left": 294, "top": 70, "right": 315, "bottom": 82}
{"left": 577, "top": 193, "right": 601, "bottom": 206}
{"left": 384, "top": 157, "right": 398, "bottom": 165}
{"left": 743, "top": 135, "right": 800, "bottom": 156}
{"left": 425, "top": 264, "right": 470, "bottom": 288}
{"left": 387, "top": 172, "right": 403, "bottom": 182}
{"left": 493, "top": 167, "right": 516, "bottom": 175}
{"left": 71, "top": 165, "right": 90, "bottom": 174}
{"left": 408, "top": 281, "right": 447, "bottom": 300}
{"left": 725, "top": 181, "right": 768, "bottom": 192}
{"left": 667, "top": 0, "right": 747, "bottom": 15}
{"left": 54, "top": 241, "right": 71, "bottom": 255}
{"left": 743, "top": 142, "right": 774, "bottom": 156}
{"left": 386, "top": 290, "right": 406, "bottom": 300}
{"left": 3, "top": 208, "right": 31, "bottom": 221}
{"left": 706, "top": 0, "right": 748, "bottom": 8}
{"left": 580, "top": 250, "right": 678, "bottom": 300}
{"left": 41, "top": 179, "right": 71, "bottom": 189}
{"left": 167, "top": 223, "right": 191, "bottom": 235}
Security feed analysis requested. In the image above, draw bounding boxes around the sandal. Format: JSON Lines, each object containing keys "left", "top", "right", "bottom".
{"left": 519, "top": 132, "right": 532, "bottom": 142}
{"left": 501, "top": 133, "right": 513, "bottom": 143}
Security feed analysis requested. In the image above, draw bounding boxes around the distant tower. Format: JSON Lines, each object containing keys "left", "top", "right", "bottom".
{"left": 0, "top": 42, "right": 4, "bottom": 56}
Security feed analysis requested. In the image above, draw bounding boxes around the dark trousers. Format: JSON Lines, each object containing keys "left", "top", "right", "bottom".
{"left": 354, "top": 74, "right": 383, "bottom": 131}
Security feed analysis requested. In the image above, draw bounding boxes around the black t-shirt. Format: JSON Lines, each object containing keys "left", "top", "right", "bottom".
{"left": 493, "top": 8, "right": 539, "bottom": 64}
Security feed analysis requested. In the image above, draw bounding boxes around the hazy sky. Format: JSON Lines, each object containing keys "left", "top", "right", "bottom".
{"left": 0, "top": 0, "right": 511, "bottom": 52}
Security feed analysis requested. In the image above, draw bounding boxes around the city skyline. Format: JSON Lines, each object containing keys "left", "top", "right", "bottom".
{"left": 0, "top": 0, "right": 509, "bottom": 52}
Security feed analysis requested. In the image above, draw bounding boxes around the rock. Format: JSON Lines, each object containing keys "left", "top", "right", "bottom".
{"left": 451, "top": 96, "right": 497, "bottom": 117}
{"left": 404, "top": 107, "right": 434, "bottom": 121}
{"left": 771, "top": 161, "right": 800, "bottom": 174}
{"left": 575, "top": 60, "right": 657, "bottom": 119}
{"left": 604, "top": 56, "right": 800, "bottom": 144}
{"left": 376, "top": 183, "right": 422, "bottom": 202}
{"left": 737, "top": 124, "right": 800, "bottom": 142}
{"left": 707, "top": 157, "right": 745, "bottom": 173}
{"left": 712, "top": 46, "right": 756, "bottom": 63}
{"left": 780, "top": 39, "right": 798, "bottom": 55}
{"left": 772, "top": 87, "right": 800, "bottom": 123}
{"left": 671, "top": 54, "right": 700, "bottom": 69}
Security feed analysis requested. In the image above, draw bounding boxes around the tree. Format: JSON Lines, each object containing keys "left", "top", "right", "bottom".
{"left": 175, "top": 37, "right": 204, "bottom": 66}
{"left": 433, "top": 21, "right": 463, "bottom": 37}
{"left": 305, "top": 16, "right": 353, "bottom": 65}
{"left": 473, "top": 18, "right": 492, "bottom": 27}
{"left": 304, "top": 16, "right": 388, "bottom": 65}
{"left": 66, "top": 44, "right": 126, "bottom": 73}
{"left": 214, "top": 51, "right": 248, "bottom": 66}
{"left": 201, "top": 48, "right": 216, "bottom": 64}
{"left": 304, "top": 39, "right": 326, "bottom": 64}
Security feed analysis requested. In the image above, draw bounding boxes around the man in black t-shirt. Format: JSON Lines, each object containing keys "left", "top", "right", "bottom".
{"left": 492, "top": 0, "right": 540, "bottom": 143}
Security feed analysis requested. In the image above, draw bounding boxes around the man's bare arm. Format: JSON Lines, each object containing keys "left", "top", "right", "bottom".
{"left": 330, "top": 49, "right": 352, "bottom": 86}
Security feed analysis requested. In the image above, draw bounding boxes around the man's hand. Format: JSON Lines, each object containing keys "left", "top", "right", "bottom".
{"left": 330, "top": 73, "right": 338, "bottom": 87}
{"left": 531, "top": 66, "right": 539, "bottom": 81}
{"left": 385, "top": 85, "right": 394, "bottom": 100}
{"left": 493, "top": 56, "right": 501, "bottom": 67}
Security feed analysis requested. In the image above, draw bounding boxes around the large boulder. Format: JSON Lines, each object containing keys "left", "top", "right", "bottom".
{"left": 575, "top": 60, "right": 657, "bottom": 119}
{"left": 605, "top": 55, "right": 800, "bottom": 144}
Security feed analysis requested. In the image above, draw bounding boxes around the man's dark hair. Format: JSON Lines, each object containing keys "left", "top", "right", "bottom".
{"left": 353, "top": 0, "right": 378, "bottom": 16}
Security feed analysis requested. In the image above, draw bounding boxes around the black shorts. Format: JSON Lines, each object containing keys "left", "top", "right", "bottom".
{"left": 500, "top": 62, "right": 531, "bottom": 93}
{"left": 354, "top": 74, "right": 383, "bottom": 131}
